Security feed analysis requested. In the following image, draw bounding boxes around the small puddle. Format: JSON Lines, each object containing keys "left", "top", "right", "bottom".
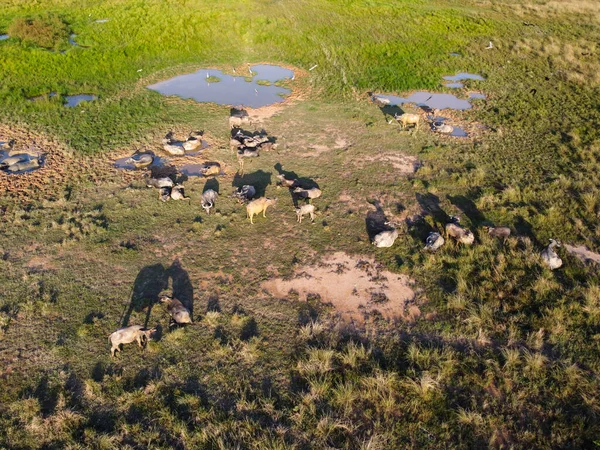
{"left": 68, "top": 34, "right": 86, "bottom": 48}
{"left": 469, "top": 92, "right": 486, "bottom": 100}
{"left": 0, "top": 35, "right": 9, "bottom": 41}
{"left": 373, "top": 92, "right": 472, "bottom": 110}
{"left": 179, "top": 163, "right": 222, "bottom": 177}
{"left": 449, "top": 52, "right": 461, "bottom": 57}
{"left": 443, "top": 72, "right": 485, "bottom": 82}
{"left": 114, "top": 154, "right": 166, "bottom": 170}
{"left": 95, "top": 19, "right": 110, "bottom": 23}
{"left": 445, "top": 82, "right": 464, "bottom": 89}
{"left": 147, "top": 64, "right": 294, "bottom": 108}
{"left": 64, "top": 94, "right": 97, "bottom": 107}
{"left": 429, "top": 117, "right": 469, "bottom": 138}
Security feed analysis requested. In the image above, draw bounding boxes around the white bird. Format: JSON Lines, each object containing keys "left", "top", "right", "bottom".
{"left": 486, "top": 41, "right": 493, "bottom": 49}
{"left": 291, "top": 75, "right": 295, "bottom": 81}
{"left": 248, "top": 65, "right": 253, "bottom": 75}
{"left": 233, "top": 68, "right": 236, "bottom": 73}
{"left": 309, "top": 64, "right": 318, "bottom": 71}
{"left": 137, "top": 69, "right": 142, "bottom": 72}
{"left": 206, "top": 72, "right": 209, "bottom": 79}
{"left": 254, "top": 89, "right": 258, "bottom": 94}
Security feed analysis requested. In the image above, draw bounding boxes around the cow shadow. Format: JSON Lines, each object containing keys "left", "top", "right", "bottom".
{"left": 515, "top": 215, "right": 540, "bottom": 246}
{"left": 365, "top": 200, "right": 394, "bottom": 241}
{"left": 121, "top": 263, "right": 168, "bottom": 328}
{"left": 416, "top": 192, "right": 451, "bottom": 224}
{"left": 233, "top": 170, "right": 272, "bottom": 197}
{"left": 274, "top": 163, "right": 298, "bottom": 180}
{"left": 203, "top": 177, "right": 219, "bottom": 194}
{"left": 121, "top": 259, "right": 193, "bottom": 327}
{"left": 379, "top": 104, "right": 404, "bottom": 122}
{"left": 166, "top": 258, "right": 194, "bottom": 320}
{"left": 447, "top": 192, "right": 486, "bottom": 225}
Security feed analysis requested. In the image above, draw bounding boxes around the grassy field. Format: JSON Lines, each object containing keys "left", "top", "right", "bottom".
{"left": 1, "top": 0, "right": 600, "bottom": 448}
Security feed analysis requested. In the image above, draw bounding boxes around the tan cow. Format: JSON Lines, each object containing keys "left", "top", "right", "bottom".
{"left": 246, "top": 197, "right": 278, "bottom": 224}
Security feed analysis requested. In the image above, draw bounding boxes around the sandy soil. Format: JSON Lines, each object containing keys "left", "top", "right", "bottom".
{"left": 261, "top": 252, "right": 419, "bottom": 322}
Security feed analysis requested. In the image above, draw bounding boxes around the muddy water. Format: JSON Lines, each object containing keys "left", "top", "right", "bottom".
{"left": 114, "top": 155, "right": 166, "bottom": 170}
{"left": 0, "top": 151, "right": 44, "bottom": 174}
{"left": 64, "top": 94, "right": 97, "bottom": 107}
{"left": 147, "top": 65, "right": 294, "bottom": 108}
{"left": 430, "top": 117, "right": 468, "bottom": 137}
{"left": 374, "top": 92, "right": 472, "bottom": 110}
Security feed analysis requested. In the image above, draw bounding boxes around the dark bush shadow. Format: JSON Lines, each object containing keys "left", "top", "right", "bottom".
{"left": 166, "top": 258, "right": 194, "bottom": 320}
{"left": 121, "top": 263, "right": 168, "bottom": 328}
{"left": 240, "top": 317, "right": 259, "bottom": 341}
{"left": 365, "top": 200, "right": 394, "bottom": 241}
{"left": 416, "top": 192, "right": 451, "bottom": 223}
{"left": 447, "top": 193, "right": 486, "bottom": 225}
{"left": 32, "top": 375, "right": 60, "bottom": 417}
{"left": 207, "top": 295, "right": 221, "bottom": 312}
{"left": 233, "top": 170, "right": 272, "bottom": 197}
{"left": 203, "top": 178, "right": 219, "bottom": 194}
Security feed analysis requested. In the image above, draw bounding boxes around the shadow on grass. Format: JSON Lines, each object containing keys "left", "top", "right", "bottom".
{"left": 120, "top": 258, "right": 193, "bottom": 327}
{"left": 233, "top": 170, "right": 272, "bottom": 197}
{"left": 365, "top": 200, "right": 394, "bottom": 241}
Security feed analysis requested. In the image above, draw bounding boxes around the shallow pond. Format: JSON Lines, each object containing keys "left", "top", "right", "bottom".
{"left": 373, "top": 92, "right": 472, "bottom": 110}
{"left": 147, "top": 64, "right": 294, "bottom": 108}
{"left": 64, "top": 94, "right": 97, "bottom": 107}
{"left": 445, "top": 82, "right": 464, "bottom": 89}
{"left": 443, "top": 72, "right": 485, "bottom": 82}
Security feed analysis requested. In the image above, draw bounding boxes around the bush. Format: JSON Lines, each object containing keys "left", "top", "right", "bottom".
{"left": 8, "top": 13, "right": 70, "bottom": 49}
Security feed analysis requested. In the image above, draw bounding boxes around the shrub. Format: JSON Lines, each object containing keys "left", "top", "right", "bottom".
{"left": 8, "top": 13, "right": 70, "bottom": 49}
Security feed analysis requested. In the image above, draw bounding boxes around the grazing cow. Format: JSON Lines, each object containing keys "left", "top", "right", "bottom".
{"left": 108, "top": 325, "right": 156, "bottom": 357}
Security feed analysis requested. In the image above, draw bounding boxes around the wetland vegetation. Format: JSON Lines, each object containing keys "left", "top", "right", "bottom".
{"left": 1, "top": 0, "right": 600, "bottom": 448}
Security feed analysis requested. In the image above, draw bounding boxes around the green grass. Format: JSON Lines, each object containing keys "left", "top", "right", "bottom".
{"left": 2, "top": 0, "right": 600, "bottom": 448}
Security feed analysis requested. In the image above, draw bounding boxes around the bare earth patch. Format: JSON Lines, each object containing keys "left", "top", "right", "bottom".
{"left": 564, "top": 244, "right": 600, "bottom": 264}
{"left": 262, "top": 252, "right": 419, "bottom": 322}
{"left": 359, "top": 153, "right": 420, "bottom": 174}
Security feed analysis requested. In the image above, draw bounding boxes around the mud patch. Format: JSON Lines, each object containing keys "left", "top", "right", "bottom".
{"left": 262, "top": 252, "right": 419, "bottom": 322}
{"left": 564, "top": 244, "right": 600, "bottom": 264}
{"left": 0, "top": 125, "right": 76, "bottom": 199}
{"left": 303, "top": 137, "right": 349, "bottom": 157}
